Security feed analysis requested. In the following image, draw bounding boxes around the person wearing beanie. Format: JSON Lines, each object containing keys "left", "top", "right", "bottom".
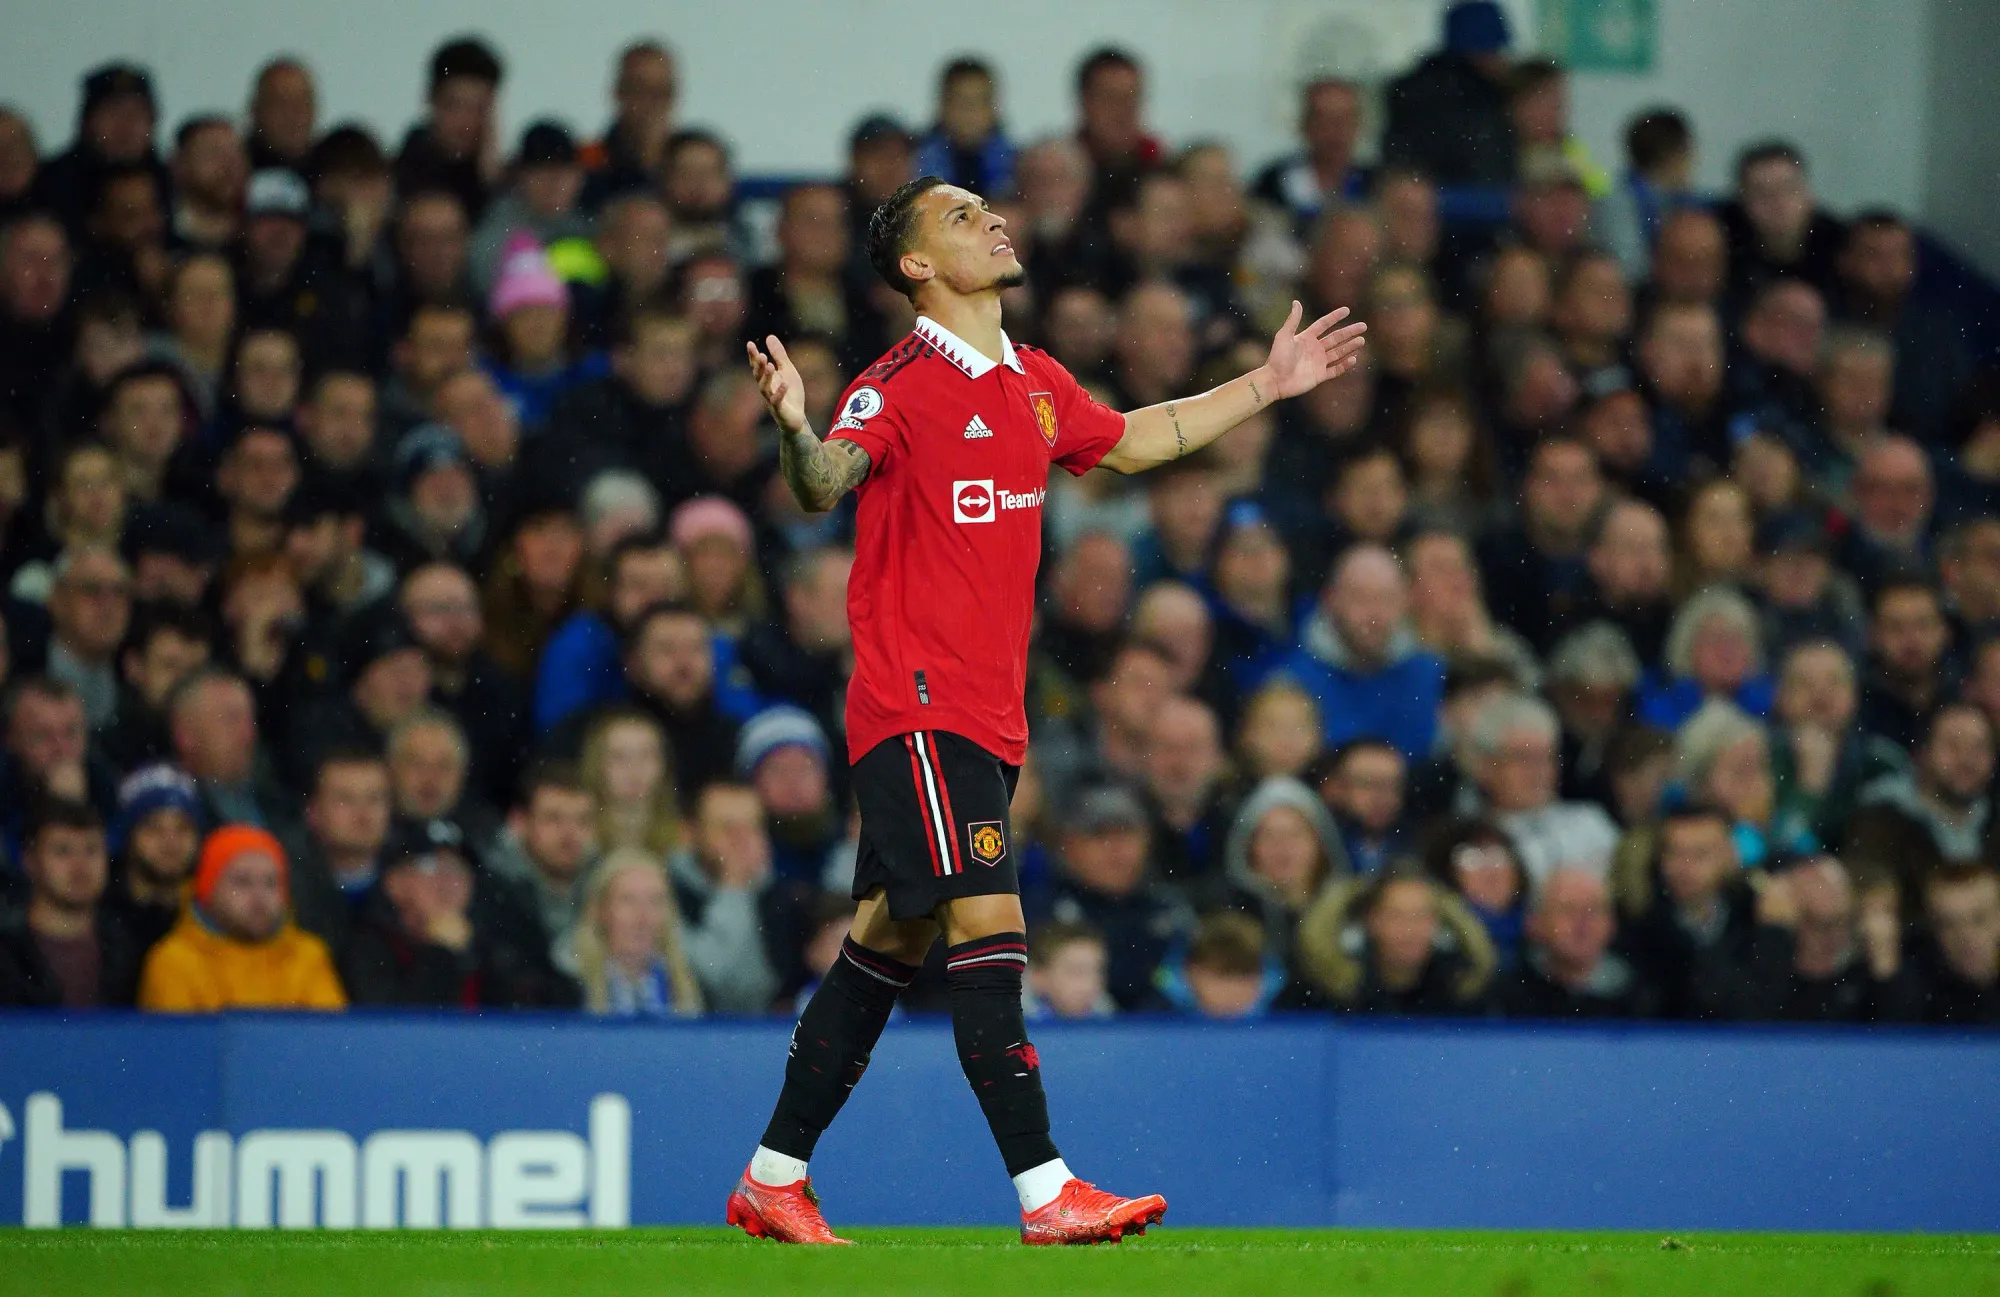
{"left": 485, "top": 231, "right": 606, "bottom": 429}
{"left": 34, "top": 62, "right": 170, "bottom": 232}
{"left": 136, "top": 823, "right": 346, "bottom": 1012}
{"left": 1380, "top": 0, "right": 1517, "bottom": 186}
{"left": 106, "top": 762, "right": 204, "bottom": 949}
{"left": 735, "top": 704, "right": 842, "bottom": 885}
{"left": 378, "top": 421, "right": 489, "bottom": 572}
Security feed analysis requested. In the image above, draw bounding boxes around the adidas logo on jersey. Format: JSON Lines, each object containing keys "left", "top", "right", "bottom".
{"left": 963, "top": 415, "right": 994, "bottom": 439}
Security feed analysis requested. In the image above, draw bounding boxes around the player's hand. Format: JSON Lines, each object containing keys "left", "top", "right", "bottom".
{"left": 1262, "top": 300, "right": 1368, "bottom": 400}
{"left": 746, "top": 336, "right": 810, "bottom": 436}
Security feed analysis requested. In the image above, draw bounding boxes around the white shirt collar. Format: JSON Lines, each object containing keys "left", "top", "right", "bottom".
{"left": 914, "top": 315, "right": 1024, "bottom": 379}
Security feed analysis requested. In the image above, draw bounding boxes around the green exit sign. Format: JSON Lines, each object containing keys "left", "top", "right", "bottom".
{"left": 1538, "top": 0, "right": 1659, "bottom": 72}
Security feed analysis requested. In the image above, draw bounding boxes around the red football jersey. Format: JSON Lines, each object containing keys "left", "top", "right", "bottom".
{"left": 826, "top": 316, "right": 1127, "bottom": 766}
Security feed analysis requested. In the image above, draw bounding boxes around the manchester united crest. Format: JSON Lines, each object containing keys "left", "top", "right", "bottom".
{"left": 1028, "top": 391, "right": 1057, "bottom": 448}
{"left": 967, "top": 820, "right": 1007, "bottom": 866}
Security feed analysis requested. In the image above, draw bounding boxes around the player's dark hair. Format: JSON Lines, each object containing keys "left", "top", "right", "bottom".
{"left": 1624, "top": 108, "right": 1690, "bottom": 173}
{"left": 866, "top": 174, "right": 947, "bottom": 302}
{"left": 1076, "top": 46, "right": 1140, "bottom": 96}
{"left": 428, "top": 36, "right": 503, "bottom": 93}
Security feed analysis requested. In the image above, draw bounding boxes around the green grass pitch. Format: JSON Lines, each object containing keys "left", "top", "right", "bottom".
{"left": 2, "top": 1228, "right": 1996, "bottom": 1296}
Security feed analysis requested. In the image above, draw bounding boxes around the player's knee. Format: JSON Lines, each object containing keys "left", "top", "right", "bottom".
{"left": 939, "top": 893, "right": 1027, "bottom": 946}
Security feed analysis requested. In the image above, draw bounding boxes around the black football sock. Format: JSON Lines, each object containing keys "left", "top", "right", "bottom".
{"left": 759, "top": 937, "right": 917, "bottom": 1161}
{"left": 945, "top": 933, "right": 1061, "bottom": 1178}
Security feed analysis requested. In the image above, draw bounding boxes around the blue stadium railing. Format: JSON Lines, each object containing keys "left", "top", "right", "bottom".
{"left": 3, "top": 1012, "right": 1996, "bottom": 1230}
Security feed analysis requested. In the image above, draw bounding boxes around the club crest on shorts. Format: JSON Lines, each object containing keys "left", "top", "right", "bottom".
{"left": 967, "top": 820, "right": 1007, "bottom": 866}
{"left": 1029, "top": 391, "right": 1057, "bottom": 448}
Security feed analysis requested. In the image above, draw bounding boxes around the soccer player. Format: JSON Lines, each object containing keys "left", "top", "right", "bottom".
{"left": 729, "top": 176, "right": 1366, "bottom": 1246}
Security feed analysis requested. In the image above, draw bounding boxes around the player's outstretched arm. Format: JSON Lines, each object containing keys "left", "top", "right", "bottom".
{"left": 1098, "top": 301, "right": 1366, "bottom": 474}
{"left": 749, "top": 336, "right": 872, "bottom": 512}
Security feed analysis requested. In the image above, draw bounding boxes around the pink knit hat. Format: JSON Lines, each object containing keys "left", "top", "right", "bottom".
{"left": 489, "top": 232, "right": 568, "bottom": 319}
{"left": 669, "top": 495, "right": 755, "bottom": 552}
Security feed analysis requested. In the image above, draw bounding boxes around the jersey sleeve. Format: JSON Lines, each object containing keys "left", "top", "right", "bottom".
{"left": 824, "top": 376, "right": 906, "bottom": 471}
{"left": 1040, "top": 357, "right": 1129, "bottom": 476}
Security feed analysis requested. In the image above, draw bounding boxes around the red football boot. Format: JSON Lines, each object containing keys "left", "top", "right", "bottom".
{"left": 1019, "top": 1178, "right": 1168, "bottom": 1245}
{"left": 725, "top": 1167, "right": 853, "bottom": 1244}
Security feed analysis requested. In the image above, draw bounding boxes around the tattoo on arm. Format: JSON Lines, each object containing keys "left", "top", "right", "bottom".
{"left": 1248, "top": 379, "right": 1264, "bottom": 408}
{"left": 781, "top": 430, "right": 871, "bottom": 511}
{"left": 1165, "top": 402, "right": 1186, "bottom": 459}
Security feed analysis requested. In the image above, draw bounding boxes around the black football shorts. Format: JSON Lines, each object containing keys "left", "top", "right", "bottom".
{"left": 850, "top": 729, "right": 1021, "bottom": 920}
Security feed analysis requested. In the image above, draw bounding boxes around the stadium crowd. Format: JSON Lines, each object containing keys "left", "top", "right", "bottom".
{"left": 0, "top": 0, "right": 1997, "bottom": 1027}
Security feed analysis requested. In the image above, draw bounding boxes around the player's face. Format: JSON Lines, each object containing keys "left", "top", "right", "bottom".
{"left": 904, "top": 185, "right": 1024, "bottom": 298}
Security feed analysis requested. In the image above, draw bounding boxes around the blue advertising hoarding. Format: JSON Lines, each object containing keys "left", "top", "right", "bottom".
{"left": 1, "top": 1014, "right": 1995, "bottom": 1230}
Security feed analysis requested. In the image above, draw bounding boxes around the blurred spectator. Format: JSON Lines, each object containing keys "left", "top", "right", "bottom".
{"left": 1251, "top": 79, "right": 1365, "bottom": 235}
{"left": 1917, "top": 865, "right": 2000, "bottom": 1025}
{"left": 738, "top": 546, "right": 851, "bottom": 742}
{"left": 400, "top": 560, "right": 525, "bottom": 803}
{"left": 1219, "top": 774, "right": 1349, "bottom": 957}
{"left": 105, "top": 763, "right": 202, "bottom": 949}
{"left": 0, "top": 109, "right": 39, "bottom": 220}
{"left": 580, "top": 40, "right": 680, "bottom": 211}
{"left": 1597, "top": 108, "right": 1695, "bottom": 280}
{"left": 1757, "top": 511, "right": 1863, "bottom": 664}
{"left": 1498, "top": 868, "right": 1657, "bottom": 1018}
{"left": 1840, "top": 437, "right": 1936, "bottom": 593}
{"left": 4, "top": 676, "right": 117, "bottom": 843}
{"left": 1405, "top": 529, "right": 1537, "bottom": 682}
{"left": 1479, "top": 435, "right": 1605, "bottom": 648}
{"left": 1382, "top": 1, "right": 1516, "bottom": 185}
{"left": 1609, "top": 800, "right": 1766, "bottom": 1018}
{"left": 1318, "top": 739, "right": 1407, "bottom": 878}
{"left": 1575, "top": 499, "right": 1674, "bottom": 669}
{"left": 746, "top": 183, "right": 882, "bottom": 376}
{"left": 1468, "top": 692, "right": 1619, "bottom": 887}
{"left": 486, "top": 760, "right": 599, "bottom": 955}
{"left": 580, "top": 707, "right": 681, "bottom": 858}
{"left": 534, "top": 530, "right": 680, "bottom": 732}
{"left": 1154, "top": 911, "right": 1284, "bottom": 1018}
{"left": 1721, "top": 140, "right": 1846, "bottom": 299}
{"left": 915, "top": 58, "right": 1015, "bottom": 197}
{"left": 471, "top": 121, "right": 593, "bottom": 294}
{"left": 1638, "top": 586, "right": 1773, "bottom": 729}
{"left": 1635, "top": 301, "right": 1726, "bottom": 481}
{"left": 1023, "top": 921, "right": 1115, "bottom": 1020}
{"left": 573, "top": 847, "right": 703, "bottom": 1017}
{"left": 285, "top": 748, "right": 392, "bottom": 957}
{"left": 395, "top": 37, "right": 505, "bottom": 222}
{"left": 1041, "top": 531, "right": 1132, "bottom": 686}
{"left": 1694, "top": 855, "right": 1916, "bottom": 1022}
{"left": 98, "top": 601, "right": 211, "bottom": 774}
{"left": 166, "top": 668, "right": 290, "bottom": 831}
{"left": 1858, "top": 577, "right": 1953, "bottom": 750}
{"left": 1546, "top": 622, "right": 1638, "bottom": 806}
{"left": 1280, "top": 544, "right": 1444, "bottom": 760}
{"left": 485, "top": 234, "right": 603, "bottom": 429}
{"left": 1234, "top": 678, "right": 1323, "bottom": 783}
{"left": 167, "top": 116, "right": 246, "bottom": 254}
{"left": 1940, "top": 518, "right": 2000, "bottom": 643}
{"left": 1397, "top": 390, "right": 1498, "bottom": 536}
{"left": 659, "top": 129, "right": 743, "bottom": 264}
{"left": 246, "top": 57, "right": 317, "bottom": 172}
{"left": 1293, "top": 860, "right": 1496, "bottom": 1013}
{"left": 1768, "top": 639, "right": 1879, "bottom": 847}
{"left": 1139, "top": 695, "right": 1232, "bottom": 881}
{"left": 1029, "top": 782, "right": 1192, "bottom": 1010}
{"left": 1423, "top": 817, "right": 1528, "bottom": 970}
{"left": 1846, "top": 702, "right": 1996, "bottom": 900}
{"left": 667, "top": 781, "right": 791, "bottom": 1014}
{"left": 45, "top": 545, "right": 131, "bottom": 728}
{"left": 37, "top": 63, "right": 167, "bottom": 235}
{"left": 1835, "top": 210, "right": 1972, "bottom": 442}
{"left": 0, "top": 799, "right": 140, "bottom": 1007}
{"left": 1072, "top": 47, "right": 1160, "bottom": 190}
{"left": 0, "top": 213, "right": 73, "bottom": 426}
{"left": 137, "top": 824, "right": 345, "bottom": 1011}
{"left": 1674, "top": 699, "right": 1812, "bottom": 868}
{"left": 342, "top": 815, "right": 579, "bottom": 1008}
{"left": 736, "top": 705, "right": 840, "bottom": 886}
